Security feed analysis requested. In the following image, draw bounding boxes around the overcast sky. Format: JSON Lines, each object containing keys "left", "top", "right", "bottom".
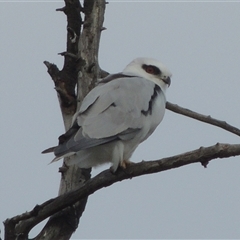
{"left": 1, "top": 1, "right": 240, "bottom": 239}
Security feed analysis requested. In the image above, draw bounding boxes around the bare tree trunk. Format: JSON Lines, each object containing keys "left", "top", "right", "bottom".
{"left": 35, "top": 1, "right": 106, "bottom": 240}
{"left": 4, "top": 1, "right": 106, "bottom": 240}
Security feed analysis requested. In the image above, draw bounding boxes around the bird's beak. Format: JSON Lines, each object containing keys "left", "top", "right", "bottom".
{"left": 162, "top": 76, "right": 171, "bottom": 87}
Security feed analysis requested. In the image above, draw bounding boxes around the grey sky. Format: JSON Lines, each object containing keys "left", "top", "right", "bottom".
{"left": 1, "top": 1, "right": 240, "bottom": 239}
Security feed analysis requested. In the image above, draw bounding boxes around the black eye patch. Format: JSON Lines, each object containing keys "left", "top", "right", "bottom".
{"left": 142, "top": 64, "right": 161, "bottom": 75}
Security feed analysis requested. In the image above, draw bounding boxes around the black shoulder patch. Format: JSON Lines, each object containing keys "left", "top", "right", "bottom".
{"left": 141, "top": 85, "right": 161, "bottom": 116}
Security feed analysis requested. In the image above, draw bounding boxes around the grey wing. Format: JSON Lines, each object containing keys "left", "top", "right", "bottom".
{"left": 52, "top": 77, "right": 157, "bottom": 159}
{"left": 78, "top": 77, "right": 157, "bottom": 138}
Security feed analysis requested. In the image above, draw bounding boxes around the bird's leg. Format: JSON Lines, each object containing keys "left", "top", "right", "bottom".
{"left": 110, "top": 159, "right": 135, "bottom": 174}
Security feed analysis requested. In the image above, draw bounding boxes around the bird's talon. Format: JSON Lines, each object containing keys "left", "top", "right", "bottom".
{"left": 120, "top": 160, "right": 134, "bottom": 169}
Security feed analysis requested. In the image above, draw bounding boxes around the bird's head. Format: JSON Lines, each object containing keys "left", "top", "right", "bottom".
{"left": 122, "top": 57, "right": 172, "bottom": 92}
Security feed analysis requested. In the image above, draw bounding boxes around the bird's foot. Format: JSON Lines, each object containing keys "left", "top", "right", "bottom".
{"left": 120, "top": 159, "right": 134, "bottom": 169}
{"left": 110, "top": 160, "right": 134, "bottom": 174}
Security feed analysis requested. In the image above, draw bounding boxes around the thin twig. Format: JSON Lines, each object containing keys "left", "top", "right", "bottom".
{"left": 166, "top": 101, "right": 240, "bottom": 137}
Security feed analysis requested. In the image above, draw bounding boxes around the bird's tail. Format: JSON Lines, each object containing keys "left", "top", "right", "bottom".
{"left": 41, "top": 146, "right": 56, "bottom": 154}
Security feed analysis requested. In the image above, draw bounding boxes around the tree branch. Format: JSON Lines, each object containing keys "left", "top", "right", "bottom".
{"left": 4, "top": 142, "right": 240, "bottom": 237}
{"left": 166, "top": 101, "right": 240, "bottom": 137}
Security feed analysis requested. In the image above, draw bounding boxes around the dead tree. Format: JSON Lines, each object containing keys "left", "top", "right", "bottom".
{"left": 3, "top": 1, "right": 240, "bottom": 239}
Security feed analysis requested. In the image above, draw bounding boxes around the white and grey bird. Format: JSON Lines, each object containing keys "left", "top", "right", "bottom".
{"left": 42, "top": 57, "right": 172, "bottom": 172}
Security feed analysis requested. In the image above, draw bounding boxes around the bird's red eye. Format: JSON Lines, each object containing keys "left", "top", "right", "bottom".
{"left": 142, "top": 64, "right": 161, "bottom": 75}
{"left": 146, "top": 66, "right": 154, "bottom": 74}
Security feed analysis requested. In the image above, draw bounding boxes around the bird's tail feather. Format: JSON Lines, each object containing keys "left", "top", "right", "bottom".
{"left": 49, "top": 152, "right": 75, "bottom": 164}
{"left": 49, "top": 156, "right": 63, "bottom": 164}
{"left": 41, "top": 146, "right": 56, "bottom": 154}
